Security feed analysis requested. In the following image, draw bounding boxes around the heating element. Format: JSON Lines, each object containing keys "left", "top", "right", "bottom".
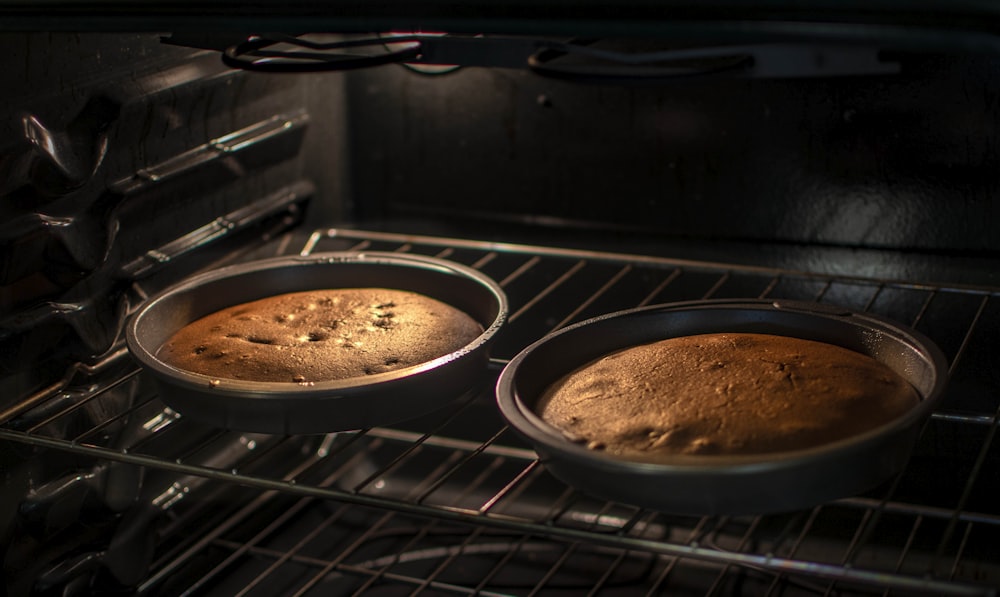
{"left": 2, "top": 228, "right": 998, "bottom": 595}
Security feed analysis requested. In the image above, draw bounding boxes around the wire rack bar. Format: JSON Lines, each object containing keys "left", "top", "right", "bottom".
{"left": 638, "top": 267, "right": 682, "bottom": 307}
{"left": 551, "top": 263, "right": 632, "bottom": 331}
{"left": 348, "top": 393, "right": 480, "bottom": 494}
{"left": 366, "top": 517, "right": 444, "bottom": 595}
{"left": 414, "top": 426, "right": 511, "bottom": 505}
{"left": 9, "top": 427, "right": 990, "bottom": 595}
{"left": 507, "top": 258, "right": 586, "bottom": 323}
{"left": 20, "top": 364, "right": 140, "bottom": 434}
{"left": 324, "top": 228, "right": 1000, "bottom": 294}
{"left": 209, "top": 537, "right": 538, "bottom": 597}
{"left": 406, "top": 525, "right": 491, "bottom": 596}
{"left": 138, "top": 446, "right": 336, "bottom": 594}
{"left": 884, "top": 515, "right": 926, "bottom": 597}
{"left": 70, "top": 389, "right": 159, "bottom": 444}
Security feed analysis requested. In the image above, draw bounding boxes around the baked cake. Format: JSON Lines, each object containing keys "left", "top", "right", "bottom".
{"left": 157, "top": 288, "right": 483, "bottom": 384}
{"left": 537, "top": 333, "right": 919, "bottom": 457}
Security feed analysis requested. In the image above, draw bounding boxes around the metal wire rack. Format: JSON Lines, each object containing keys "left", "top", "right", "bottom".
{"left": 2, "top": 228, "right": 999, "bottom": 596}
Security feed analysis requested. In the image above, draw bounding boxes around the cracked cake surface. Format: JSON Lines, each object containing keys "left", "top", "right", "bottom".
{"left": 157, "top": 288, "right": 483, "bottom": 383}
{"left": 537, "top": 333, "right": 919, "bottom": 458}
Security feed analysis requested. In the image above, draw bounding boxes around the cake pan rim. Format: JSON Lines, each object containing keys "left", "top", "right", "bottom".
{"left": 125, "top": 251, "right": 507, "bottom": 432}
{"left": 495, "top": 298, "right": 948, "bottom": 492}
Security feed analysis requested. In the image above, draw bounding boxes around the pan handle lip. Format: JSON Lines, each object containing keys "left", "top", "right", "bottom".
{"left": 496, "top": 298, "right": 949, "bottom": 473}
{"left": 125, "top": 251, "right": 508, "bottom": 395}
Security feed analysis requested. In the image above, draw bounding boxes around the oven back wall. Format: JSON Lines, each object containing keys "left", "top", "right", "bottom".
{"left": 345, "top": 53, "right": 1000, "bottom": 252}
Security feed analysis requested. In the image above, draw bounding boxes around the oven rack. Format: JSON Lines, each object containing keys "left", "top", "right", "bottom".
{"left": 2, "top": 228, "right": 999, "bottom": 595}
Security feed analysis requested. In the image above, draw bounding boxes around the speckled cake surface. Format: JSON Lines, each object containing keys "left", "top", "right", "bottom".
{"left": 158, "top": 288, "right": 483, "bottom": 383}
{"left": 538, "top": 333, "right": 919, "bottom": 458}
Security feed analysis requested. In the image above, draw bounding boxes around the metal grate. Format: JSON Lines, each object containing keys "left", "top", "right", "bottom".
{"left": 2, "top": 228, "right": 999, "bottom": 596}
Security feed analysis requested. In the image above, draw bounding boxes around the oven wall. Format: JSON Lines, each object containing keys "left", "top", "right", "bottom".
{"left": 0, "top": 32, "right": 348, "bottom": 401}
{"left": 343, "top": 53, "right": 1000, "bottom": 252}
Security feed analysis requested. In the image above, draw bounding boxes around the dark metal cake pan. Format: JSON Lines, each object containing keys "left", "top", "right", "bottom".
{"left": 127, "top": 252, "right": 506, "bottom": 434}
{"left": 496, "top": 299, "right": 948, "bottom": 515}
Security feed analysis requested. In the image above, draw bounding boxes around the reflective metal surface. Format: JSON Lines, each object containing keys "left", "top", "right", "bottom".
{"left": 497, "top": 299, "right": 948, "bottom": 515}
{"left": 126, "top": 251, "right": 507, "bottom": 433}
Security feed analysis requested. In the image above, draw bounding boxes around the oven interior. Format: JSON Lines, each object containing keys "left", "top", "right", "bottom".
{"left": 1, "top": 28, "right": 1000, "bottom": 596}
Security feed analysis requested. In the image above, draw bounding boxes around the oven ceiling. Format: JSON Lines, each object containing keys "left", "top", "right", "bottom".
{"left": 2, "top": 0, "right": 1000, "bottom": 48}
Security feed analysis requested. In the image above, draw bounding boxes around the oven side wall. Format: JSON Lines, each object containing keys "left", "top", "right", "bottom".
{"left": 0, "top": 32, "right": 349, "bottom": 401}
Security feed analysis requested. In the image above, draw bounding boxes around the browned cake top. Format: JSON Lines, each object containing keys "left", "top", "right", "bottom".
{"left": 538, "top": 333, "right": 920, "bottom": 458}
{"left": 157, "top": 288, "right": 483, "bottom": 384}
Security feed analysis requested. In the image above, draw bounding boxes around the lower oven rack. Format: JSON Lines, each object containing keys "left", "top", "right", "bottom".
{"left": 2, "top": 228, "right": 998, "bottom": 596}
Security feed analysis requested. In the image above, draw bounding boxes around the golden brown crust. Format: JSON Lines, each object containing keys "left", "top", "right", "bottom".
{"left": 538, "top": 333, "right": 919, "bottom": 458}
{"left": 157, "top": 288, "right": 483, "bottom": 384}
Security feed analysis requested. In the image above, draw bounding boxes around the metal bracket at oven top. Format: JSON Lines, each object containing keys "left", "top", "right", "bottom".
{"left": 202, "top": 32, "right": 899, "bottom": 80}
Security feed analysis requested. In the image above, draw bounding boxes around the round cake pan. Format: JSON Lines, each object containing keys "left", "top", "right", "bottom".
{"left": 127, "top": 252, "right": 507, "bottom": 434}
{"left": 496, "top": 299, "right": 948, "bottom": 515}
